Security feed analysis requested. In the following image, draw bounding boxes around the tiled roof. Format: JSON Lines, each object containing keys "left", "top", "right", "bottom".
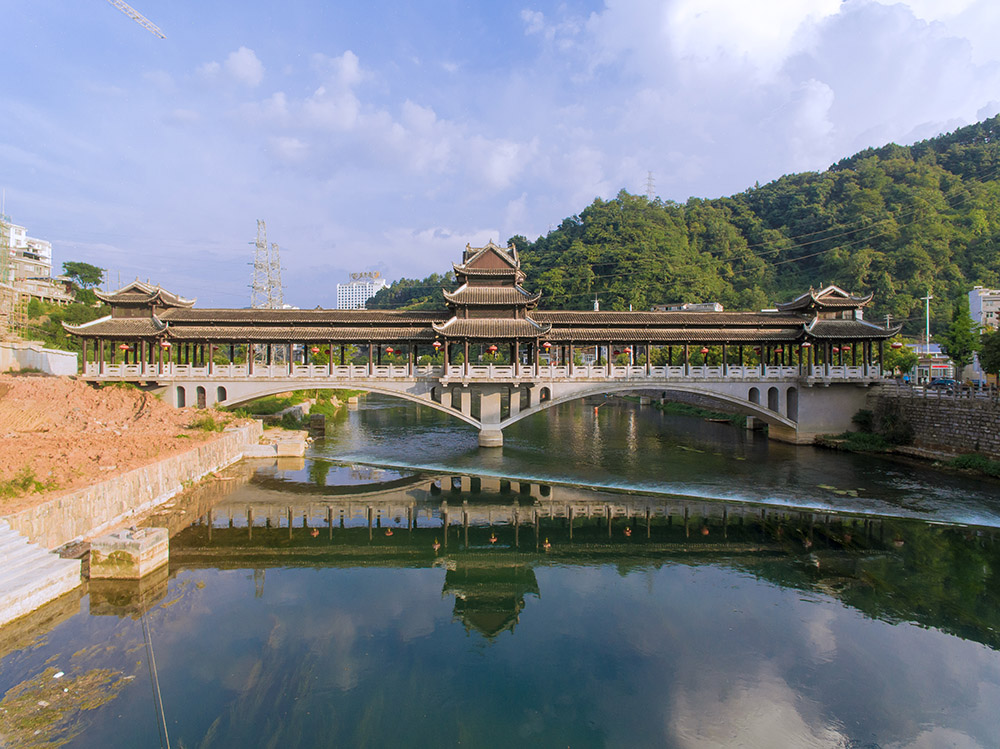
{"left": 776, "top": 286, "right": 873, "bottom": 312}
{"left": 452, "top": 263, "right": 525, "bottom": 280}
{"left": 160, "top": 308, "right": 444, "bottom": 324}
{"left": 544, "top": 327, "right": 804, "bottom": 343}
{"left": 165, "top": 326, "right": 439, "bottom": 342}
{"left": 62, "top": 316, "right": 166, "bottom": 336}
{"left": 432, "top": 317, "right": 550, "bottom": 338}
{"left": 443, "top": 285, "right": 540, "bottom": 306}
{"left": 95, "top": 280, "right": 195, "bottom": 308}
{"left": 806, "top": 319, "right": 901, "bottom": 339}
{"left": 534, "top": 310, "right": 807, "bottom": 327}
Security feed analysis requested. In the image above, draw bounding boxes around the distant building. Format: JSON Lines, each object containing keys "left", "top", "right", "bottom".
{"left": 651, "top": 301, "right": 724, "bottom": 312}
{"left": 907, "top": 343, "right": 955, "bottom": 383}
{"left": 0, "top": 215, "right": 73, "bottom": 305}
{"left": 968, "top": 286, "right": 1000, "bottom": 383}
{"left": 336, "top": 271, "right": 388, "bottom": 310}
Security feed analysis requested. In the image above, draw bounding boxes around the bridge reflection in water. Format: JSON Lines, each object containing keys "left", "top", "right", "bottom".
{"left": 159, "top": 474, "right": 981, "bottom": 642}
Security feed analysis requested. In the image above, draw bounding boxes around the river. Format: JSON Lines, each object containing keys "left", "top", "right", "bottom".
{"left": 1, "top": 395, "right": 999, "bottom": 748}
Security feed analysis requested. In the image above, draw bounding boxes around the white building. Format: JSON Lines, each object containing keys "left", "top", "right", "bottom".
{"left": 336, "top": 272, "right": 388, "bottom": 310}
{"left": 968, "top": 286, "right": 1000, "bottom": 383}
{"left": 1, "top": 217, "right": 53, "bottom": 282}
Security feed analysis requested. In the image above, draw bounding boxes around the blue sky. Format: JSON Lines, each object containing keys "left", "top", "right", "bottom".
{"left": 3, "top": 0, "right": 1000, "bottom": 306}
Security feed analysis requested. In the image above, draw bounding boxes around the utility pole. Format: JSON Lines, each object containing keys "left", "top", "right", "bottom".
{"left": 885, "top": 313, "right": 892, "bottom": 330}
{"left": 921, "top": 293, "right": 933, "bottom": 355}
{"left": 645, "top": 171, "right": 655, "bottom": 201}
{"left": 250, "top": 220, "right": 271, "bottom": 309}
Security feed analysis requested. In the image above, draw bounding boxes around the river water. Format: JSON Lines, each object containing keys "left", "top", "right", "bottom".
{"left": 1, "top": 396, "right": 999, "bottom": 748}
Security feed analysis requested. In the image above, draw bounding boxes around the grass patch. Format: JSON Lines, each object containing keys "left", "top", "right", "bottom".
{"left": 0, "top": 467, "right": 58, "bottom": 499}
{"left": 188, "top": 413, "right": 228, "bottom": 432}
{"left": 819, "top": 431, "right": 893, "bottom": 453}
{"left": 946, "top": 453, "right": 1000, "bottom": 478}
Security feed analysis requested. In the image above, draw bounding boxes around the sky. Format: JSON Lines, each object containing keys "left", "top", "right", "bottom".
{"left": 3, "top": 0, "right": 1000, "bottom": 307}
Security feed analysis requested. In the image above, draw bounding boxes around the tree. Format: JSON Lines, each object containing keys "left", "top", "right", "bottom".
{"left": 937, "top": 297, "right": 980, "bottom": 370}
{"left": 62, "top": 261, "right": 104, "bottom": 289}
{"left": 882, "top": 338, "right": 919, "bottom": 375}
{"left": 980, "top": 330, "right": 1000, "bottom": 378}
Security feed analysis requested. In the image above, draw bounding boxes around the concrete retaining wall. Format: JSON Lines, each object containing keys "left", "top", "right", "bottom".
{"left": 4, "top": 421, "right": 263, "bottom": 549}
{"left": 0, "top": 341, "right": 78, "bottom": 376}
{"left": 867, "top": 392, "right": 1000, "bottom": 459}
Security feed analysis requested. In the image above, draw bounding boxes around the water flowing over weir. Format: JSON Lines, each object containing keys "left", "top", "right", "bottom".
{"left": 311, "top": 395, "right": 1000, "bottom": 528}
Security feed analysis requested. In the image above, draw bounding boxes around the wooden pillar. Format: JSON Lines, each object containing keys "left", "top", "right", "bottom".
{"left": 568, "top": 342, "right": 574, "bottom": 375}
{"left": 464, "top": 340, "right": 470, "bottom": 376}
{"left": 340, "top": 344, "right": 345, "bottom": 366}
{"left": 683, "top": 343, "right": 689, "bottom": 375}
{"left": 721, "top": 342, "right": 728, "bottom": 376}
{"left": 248, "top": 342, "right": 254, "bottom": 375}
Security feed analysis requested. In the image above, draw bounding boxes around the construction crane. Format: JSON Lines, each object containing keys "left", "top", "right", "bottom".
{"left": 105, "top": 0, "right": 166, "bottom": 39}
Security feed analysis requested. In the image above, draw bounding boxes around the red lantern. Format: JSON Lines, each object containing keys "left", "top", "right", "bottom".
{"left": 700, "top": 347, "right": 709, "bottom": 355}
{"left": 487, "top": 345, "right": 498, "bottom": 353}
{"left": 432, "top": 340, "right": 442, "bottom": 350}
{"left": 775, "top": 348, "right": 783, "bottom": 354}
{"left": 118, "top": 343, "right": 131, "bottom": 351}
{"left": 310, "top": 346, "right": 320, "bottom": 354}
{"left": 832, "top": 346, "right": 840, "bottom": 353}
{"left": 159, "top": 340, "right": 171, "bottom": 349}
{"left": 386, "top": 347, "right": 394, "bottom": 354}
{"left": 891, "top": 341, "right": 903, "bottom": 349}
{"left": 613, "top": 350, "right": 621, "bottom": 356}
{"left": 542, "top": 342, "right": 552, "bottom": 349}
{"left": 801, "top": 342, "right": 813, "bottom": 348}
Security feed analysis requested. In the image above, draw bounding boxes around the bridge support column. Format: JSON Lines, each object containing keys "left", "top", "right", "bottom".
{"left": 459, "top": 389, "right": 472, "bottom": 416}
{"left": 478, "top": 428, "right": 503, "bottom": 448}
{"left": 509, "top": 388, "right": 521, "bottom": 418}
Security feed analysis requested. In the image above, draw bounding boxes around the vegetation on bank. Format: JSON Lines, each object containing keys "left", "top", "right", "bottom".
{"left": 943, "top": 453, "right": 1000, "bottom": 479}
{"left": 0, "top": 466, "right": 58, "bottom": 499}
{"left": 819, "top": 401, "right": 915, "bottom": 453}
{"left": 635, "top": 397, "right": 747, "bottom": 427}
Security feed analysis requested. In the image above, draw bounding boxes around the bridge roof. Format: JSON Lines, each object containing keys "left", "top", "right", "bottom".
{"left": 807, "top": 318, "right": 902, "bottom": 339}
{"left": 62, "top": 315, "right": 166, "bottom": 336}
{"left": 164, "top": 325, "right": 439, "bottom": 342}
{"left": 159, "top": 308, "right": 442, "bottom": 324}
{"left": 534, "top": 310, "right": 806, "bottom": 326}
{"left": 545, "top": 327, "right": 803, "bottom": 343}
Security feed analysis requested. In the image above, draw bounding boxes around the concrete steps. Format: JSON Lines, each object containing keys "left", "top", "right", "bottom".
{"left": 0, "top": 520, "right": 82, "bottom": 628}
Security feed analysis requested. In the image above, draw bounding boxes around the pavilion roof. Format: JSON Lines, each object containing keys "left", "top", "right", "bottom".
{"left": 443, "top": 285, "right": 540, "bottom": 306}
{"left": 805, "top": 319, "right": 902, "bottom": 340}
{"left": 94, "top": 280, "right": 195, "bottom": 308}
{"left": 159, "top": 308, "right": 441, "bottom": 325}
{"left": 544, "top": 327, "right": 804, "bottom": 343}
{"left": 432, "top": 317, "right": 551, "bottom": 339}
{"left": 776, "top": 285, "right": 873, "bottom": 313}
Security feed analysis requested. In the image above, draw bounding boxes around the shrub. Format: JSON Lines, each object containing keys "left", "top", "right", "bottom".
{"left": 0, "top": 467, "right": 57, "bottom": 499}
{"left": 188, "top": 414, "right": 227, "bottom": 432}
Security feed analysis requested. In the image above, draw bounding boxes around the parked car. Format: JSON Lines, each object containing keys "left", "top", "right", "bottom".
{"left": 927, "top": 378, "right": 957, "bottom": 392}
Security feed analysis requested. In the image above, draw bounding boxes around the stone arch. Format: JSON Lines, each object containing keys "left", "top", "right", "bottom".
{"left": 497, "top": 382, "right": 796, "bottom": 432}
{"left": 786, "top": 387, "right": 798, "bottom": 421}
{"left": 217, "top": 386, "right": 227, "bottom": 403}
{"left": 176, "top": 386, "right": 186, "bottom": 407}
{"left": 748, "top": 387, "right": 760, "bottom": 405}
{"left": 767, "top": 387, "right": 779, "bottom": 413}
{"left": 219, "top": 382, "right": 483, "bottom": 430}
{"left": 196, "top": 386, "right": 207, "bottom": 409}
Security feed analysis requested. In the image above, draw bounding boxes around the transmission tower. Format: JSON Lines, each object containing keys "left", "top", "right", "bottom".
{"left": 250, "top": 220, "right": 271, "bottom": 309}
{"left": 268, "top": 242, "right": 284, "bottom": 309}
{"left": 645, "top": 171, "right": 656, "bottom": 201}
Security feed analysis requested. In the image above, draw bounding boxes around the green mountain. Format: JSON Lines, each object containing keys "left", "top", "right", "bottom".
{"left": 373, "top": 115, "right": 1000, "bottom": 335}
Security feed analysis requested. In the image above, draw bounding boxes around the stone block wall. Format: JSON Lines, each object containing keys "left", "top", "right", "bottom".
{"left": 867, "top": 392, "right": 1000, "bottom": 459}
{"left": 4, "top": 421, "right": 263, "bottom": 549}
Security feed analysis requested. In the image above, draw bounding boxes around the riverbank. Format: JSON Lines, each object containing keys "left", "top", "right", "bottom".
{"left": 0, "top": 373, "right": 255, "bottom": 516}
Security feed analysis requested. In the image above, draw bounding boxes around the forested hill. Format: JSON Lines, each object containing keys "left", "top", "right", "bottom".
{"left": 372, "top": 115, "right": 1000, "bottom": 335}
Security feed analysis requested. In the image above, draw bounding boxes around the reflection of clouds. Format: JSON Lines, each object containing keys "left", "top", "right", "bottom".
{"left": 889, "top": 726, "right": 981, "bottom": 749}
{"left": 668, "top": 665, "right": 846, "bottom": 748}
{"left": 803, "top": 606, "right": 838, "bottom": 663}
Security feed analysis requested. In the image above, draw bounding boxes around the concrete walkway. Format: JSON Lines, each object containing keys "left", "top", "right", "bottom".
{"left": 0, "top": 519, "right": 81, "bottom": 628}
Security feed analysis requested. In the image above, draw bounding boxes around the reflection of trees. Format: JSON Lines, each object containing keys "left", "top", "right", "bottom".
{"left": 307, "top": 459, "right": 331, "bottom": 487}
{"left": 0, "top": 667, "right": 127, "bottom": 748}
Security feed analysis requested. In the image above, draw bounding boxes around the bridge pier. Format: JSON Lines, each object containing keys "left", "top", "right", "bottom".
{"left": 479, "top": 428, "right": 504, "bottom": 448}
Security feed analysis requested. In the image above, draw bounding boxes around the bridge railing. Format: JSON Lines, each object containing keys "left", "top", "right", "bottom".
{"left": 83, "top": 360, "right": 886, "bottom": 383}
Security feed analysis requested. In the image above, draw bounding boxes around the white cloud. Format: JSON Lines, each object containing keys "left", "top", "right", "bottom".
{"left": 225, "top": 47, "right": 265, "bottom": 87}
{"left": 270, "top": 136, "right": 308, "bottom": 162}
